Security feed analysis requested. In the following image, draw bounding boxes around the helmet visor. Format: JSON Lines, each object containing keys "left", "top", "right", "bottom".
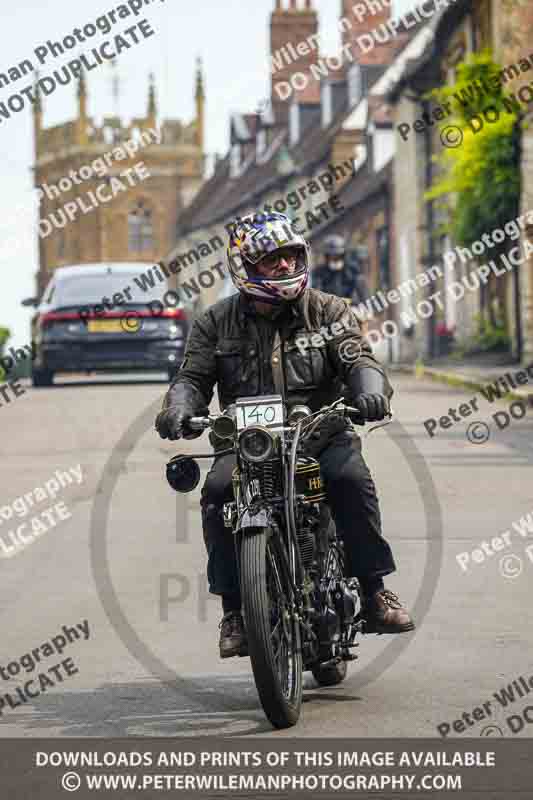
{"left": 248, "top": 246, "right": 306, "bottom": 279}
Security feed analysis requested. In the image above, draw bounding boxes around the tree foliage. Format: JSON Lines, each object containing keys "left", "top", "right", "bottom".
{"left": 0, "top": 326, "right": 11, "bottom": 382}
{"left": 425, "top": 51, "right": 521, "bottom": 247}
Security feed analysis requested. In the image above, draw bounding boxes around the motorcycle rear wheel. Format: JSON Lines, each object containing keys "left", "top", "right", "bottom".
{"left": 240, "top": 528, "right": 303, "bottom": 729}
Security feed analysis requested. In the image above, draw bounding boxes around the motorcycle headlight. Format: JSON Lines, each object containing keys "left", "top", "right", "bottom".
{"left": 238, "top": 427, "right": 276, "bottom": 463}
{"left": 288, "top": 405, "right": 312, "bottom": 425}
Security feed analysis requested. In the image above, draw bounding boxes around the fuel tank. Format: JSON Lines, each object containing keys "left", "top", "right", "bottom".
{"left": 295, "top": 456, "right": 326, "bottom": 503}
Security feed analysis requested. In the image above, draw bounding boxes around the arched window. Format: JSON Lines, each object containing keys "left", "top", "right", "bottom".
{"left": 128, "top": 200, "right": 154, "bottom": 252}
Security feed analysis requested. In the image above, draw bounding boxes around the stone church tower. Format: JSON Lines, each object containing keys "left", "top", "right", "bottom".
{"left": 33, "top": 64, "right": 205, "bottom": 294}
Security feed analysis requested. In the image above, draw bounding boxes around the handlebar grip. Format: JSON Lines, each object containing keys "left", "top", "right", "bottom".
{"left": 343, "top": 405, "right": 367, "bottom": 426}
{"left": 344, "top": 405, "right": 360, "bottom": 416}
{"left": 188, "top": 417, "right": 210, "bottom": 431}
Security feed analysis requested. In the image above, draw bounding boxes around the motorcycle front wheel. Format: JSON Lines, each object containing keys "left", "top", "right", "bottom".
{"left": 240, "top": 528, "right": 303, "bottom": 729}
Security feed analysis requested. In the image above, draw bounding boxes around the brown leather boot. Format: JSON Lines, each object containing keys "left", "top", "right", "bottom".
{"left": 363, "top": 589, "right": 415, "bottom": 634}
{"left": 218, "top": 612, "right": 248, "bottom": 658}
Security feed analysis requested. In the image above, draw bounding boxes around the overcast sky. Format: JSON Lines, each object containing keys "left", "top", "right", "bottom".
{"left": 1, "top": 0, "right": 416, "bottom": 346}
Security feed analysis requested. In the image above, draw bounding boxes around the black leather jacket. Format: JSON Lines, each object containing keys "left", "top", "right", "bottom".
{"left": 163, "top": 289, "right": 392, "bottom": 424}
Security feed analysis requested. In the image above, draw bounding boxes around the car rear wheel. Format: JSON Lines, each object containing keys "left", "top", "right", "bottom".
{"left": 32, "top": 368, "right": 54, "bottom": 387}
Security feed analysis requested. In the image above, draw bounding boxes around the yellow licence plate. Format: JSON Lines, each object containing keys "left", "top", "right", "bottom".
{"left": 87, "top": 319, "right": 124, "bottom": 333}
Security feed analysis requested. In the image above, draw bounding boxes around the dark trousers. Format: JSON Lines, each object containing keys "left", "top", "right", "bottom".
{"left": 200, "top": 429, "right": 396, "bottom": 599}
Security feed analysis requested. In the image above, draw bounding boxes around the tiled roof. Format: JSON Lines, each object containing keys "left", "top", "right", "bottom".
{"left": 178, "top": 22, "right": 423, "bottom": 237}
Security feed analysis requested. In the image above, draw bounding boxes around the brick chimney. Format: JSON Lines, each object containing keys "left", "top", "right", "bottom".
{"left": 270, "top": 0, "right": 320, "bottom": 122}
{"left": 340, "top": 0, "right": 408, "bottom": 67}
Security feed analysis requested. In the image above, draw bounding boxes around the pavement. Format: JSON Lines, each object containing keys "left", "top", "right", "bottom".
{"left": 0, "top": 371, "right": 532, "bottom": 739}
{"left": 392, "top": 356, "right": 533, "bottom": 403}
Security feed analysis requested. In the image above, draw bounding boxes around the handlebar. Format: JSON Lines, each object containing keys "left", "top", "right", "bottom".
{"left": 188, "top": 404, "right": 381, "bottom": 431}
{"left": 188, "top": 416, "right": 213, "bottom": 431}
{"left": 185, "top": 403, "right": 392, "bottom": 444}
{"left": 341, "top": 405, "right": 360, "bottom": 418}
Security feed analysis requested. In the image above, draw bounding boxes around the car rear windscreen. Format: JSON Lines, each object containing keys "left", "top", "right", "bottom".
{"left": 52, "top": 273, "right": 170, "bottom": 307}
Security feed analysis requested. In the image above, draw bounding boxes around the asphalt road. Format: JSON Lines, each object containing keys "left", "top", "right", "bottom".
{"left": 0, "top": 371, "right": 532, "bottom": 738}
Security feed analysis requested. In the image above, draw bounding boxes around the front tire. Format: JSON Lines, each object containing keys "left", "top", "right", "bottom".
{"left": 240, "top": 528, "right": 303, "bottom": 729}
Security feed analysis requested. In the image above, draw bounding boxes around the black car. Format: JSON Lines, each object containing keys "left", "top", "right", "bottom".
{"left": 26, "top": 263, "right": 191, "bottom": 386}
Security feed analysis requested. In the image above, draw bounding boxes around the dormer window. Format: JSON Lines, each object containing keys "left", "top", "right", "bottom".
{"left": 289, "top": 102, "right": 300, "bottom": 146}
{"left": 230, "top": 143, "right": 242, "bottom": 178}
{"left": 256, "top": 128, "right": 267, "bottom": 159}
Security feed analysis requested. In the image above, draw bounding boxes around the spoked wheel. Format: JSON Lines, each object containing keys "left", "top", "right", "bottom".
{"left": 240, "top": 528, "right": 303, "bottom": 729}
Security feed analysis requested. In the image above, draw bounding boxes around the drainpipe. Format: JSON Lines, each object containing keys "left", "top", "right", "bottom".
{"left": 512, "top": 119, "right": 523, "bottom": 362}
{"left": 423, "top": 98, "right": 436, "bottom": 360}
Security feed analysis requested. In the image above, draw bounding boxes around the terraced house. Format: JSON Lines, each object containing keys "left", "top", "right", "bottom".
{"left": 167, "top": 0, "right": 427, "bottom": 364}
{"left": 387, "top": 0, "right": 533, "bottom": 362}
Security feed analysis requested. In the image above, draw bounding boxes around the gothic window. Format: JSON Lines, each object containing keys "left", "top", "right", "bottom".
{"left": 128, "top": 200, "right": 154, "bottom": 252}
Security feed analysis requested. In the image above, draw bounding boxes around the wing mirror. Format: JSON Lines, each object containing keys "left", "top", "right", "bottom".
{"left": 166, "top": 455, "right": 201, "bottom": 493}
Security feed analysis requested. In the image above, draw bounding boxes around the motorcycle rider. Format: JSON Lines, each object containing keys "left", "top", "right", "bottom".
{"left": 156, "top": 212, "right": 414, "bottom": 658}
{"left": 312, "top": 234, "right": 369, "bottom": 320}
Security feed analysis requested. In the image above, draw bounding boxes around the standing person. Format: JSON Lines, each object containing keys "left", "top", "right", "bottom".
{"left": 155, "top": 212, "right": 414, "bottom": 658}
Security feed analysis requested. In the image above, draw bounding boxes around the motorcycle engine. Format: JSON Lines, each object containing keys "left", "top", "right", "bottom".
{"left": 333, "top": 578, "right": 360, "bottom": 623}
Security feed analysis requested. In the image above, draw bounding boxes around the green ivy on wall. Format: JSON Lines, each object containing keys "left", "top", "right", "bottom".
{"left": 425, "top": 50, "right": 521, "bottom": 246}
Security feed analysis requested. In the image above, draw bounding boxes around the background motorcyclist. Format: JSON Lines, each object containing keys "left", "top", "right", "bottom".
{"left": 156, "top": 212, "right": 414, "bottom": 658}
{"left": 312, "top": 234, "right": 370, "bottom": 332}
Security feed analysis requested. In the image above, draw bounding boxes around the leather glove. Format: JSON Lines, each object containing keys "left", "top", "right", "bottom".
{"left": 155, "top": 382, "right": 207, "bottom": 441}
{"left": 354, "top": 393, "right": 390, "bottom": 422}
{"left": 155, "top": 406, "right": 190, "bottom": 440}
{"left": 346, "top": 366, "right": 392, "bottom": 422}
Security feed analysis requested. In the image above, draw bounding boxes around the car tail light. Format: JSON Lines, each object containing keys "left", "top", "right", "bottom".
{"left": 40, "top": 311, "right": 82, "bottom": 327}
{"left": 41, "top": 308, "right": 186, "bottom": 325}
{"left": 157, "top": 308, "right": 186, "bottom": 320}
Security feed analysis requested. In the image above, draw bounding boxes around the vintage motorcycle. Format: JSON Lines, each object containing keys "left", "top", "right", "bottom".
{"left": 165, "top": 394, "right": 391, "bottom": 729}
